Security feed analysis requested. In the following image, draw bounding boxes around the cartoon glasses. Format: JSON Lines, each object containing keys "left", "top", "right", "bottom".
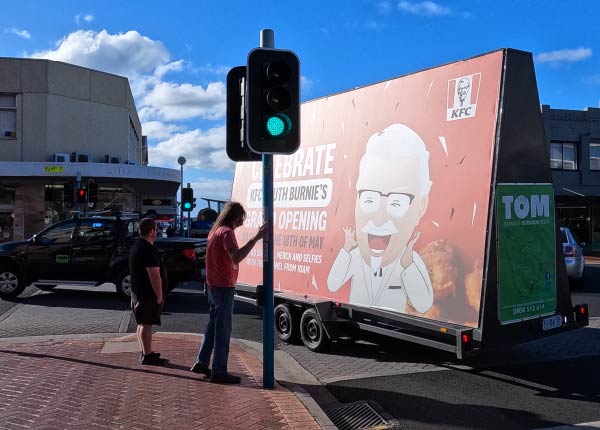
{"left": 358, "top": 190, "right": 415, "bottom": 218}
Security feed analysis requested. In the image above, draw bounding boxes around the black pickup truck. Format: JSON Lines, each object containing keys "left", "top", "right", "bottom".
{"left": 0, "top": 216, "right": 206, "bottom": 299}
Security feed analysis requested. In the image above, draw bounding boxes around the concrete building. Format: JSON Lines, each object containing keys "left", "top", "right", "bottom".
{"left": 0, "top": 58, "right": 180, "bottom": 242}
{"left": 543, "top": 105, "right": 600, "bottom": 253}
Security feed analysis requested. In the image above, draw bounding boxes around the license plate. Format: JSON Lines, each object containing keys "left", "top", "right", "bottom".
{"left": 543, "top": 315, "right": 562, "bottom": 331}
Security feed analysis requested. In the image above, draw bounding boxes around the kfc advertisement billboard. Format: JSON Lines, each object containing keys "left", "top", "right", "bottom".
{"left": 231, "top": 50, "right": 504, "bottom": 327}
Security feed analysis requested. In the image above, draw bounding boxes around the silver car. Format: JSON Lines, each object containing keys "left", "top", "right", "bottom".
{"left": 560, "top": 227, "right": 584, "bottom": 282}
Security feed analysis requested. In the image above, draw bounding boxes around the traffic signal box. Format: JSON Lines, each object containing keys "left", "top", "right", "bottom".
{"left": 63, "top": 183, "right": 74, "bottom": 203}
{"left": 182, "top": 187, "right": 194, "bottom": 212}
{"left": 246, "top": 48, "right": 300, "bottom": 155}
{"left": 226, "top": 66, "right": 261, "bottom": 162}
{"left": 77, "top": 186, "right": 87, "bottom": 203}
{"left": 88, "top": 181, "right": 98, "bottom": 204}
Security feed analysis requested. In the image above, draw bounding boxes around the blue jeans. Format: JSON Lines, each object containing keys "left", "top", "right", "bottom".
{"left": 196, "top": 286, "right": 235, "bottom": 375}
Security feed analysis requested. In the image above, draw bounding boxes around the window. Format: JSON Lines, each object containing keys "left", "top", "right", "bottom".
{"left": 77, "top": 219, "right": 114, "bottom": 242}
{"left": 0, "top": 94, "right": 16, "bottom": 138}
{"left": 550, "top": 141, "right": 577, "bottom": 170}
{"left": 37, "top": 221, "right": 76, "bottom": 244}
{"left": 590, "top": 143, "right": 600, "bottom": 171}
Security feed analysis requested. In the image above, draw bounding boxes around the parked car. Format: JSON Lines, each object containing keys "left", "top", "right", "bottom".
{"left": 0, "top": 215, "right": 206, "bottom": 299}
{"left": 560, "top": 226, "right": 585, "bottom": 285}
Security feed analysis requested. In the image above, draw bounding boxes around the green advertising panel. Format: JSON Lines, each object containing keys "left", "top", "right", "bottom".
{"left": 496, "top": 183, "right": 556, "bottom": 324}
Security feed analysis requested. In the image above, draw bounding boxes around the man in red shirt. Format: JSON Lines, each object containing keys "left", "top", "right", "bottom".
{"left": 191, "top": 202, "right": 267, "bottom": 384}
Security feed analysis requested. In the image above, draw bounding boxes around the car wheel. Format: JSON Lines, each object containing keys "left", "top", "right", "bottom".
{"left": 0, "top": 264, "right": 25, "bottom": 299}
{"left": 275, "top": 304, "right": 300, "bottom": 343}
{"left": 300, "top": 307, "right": 330, "bottom": 352}
{"left": 114, "top": 268, "right": 132, "bottom": 298}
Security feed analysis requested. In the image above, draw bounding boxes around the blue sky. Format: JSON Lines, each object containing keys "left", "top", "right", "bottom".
{"left": 1, "top": 0, "right": 599, "bottom": 213}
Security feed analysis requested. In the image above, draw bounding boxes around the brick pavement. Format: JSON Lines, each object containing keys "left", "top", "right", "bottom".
{"left": 0, "top": 333, "right": 323, "bottom": 430}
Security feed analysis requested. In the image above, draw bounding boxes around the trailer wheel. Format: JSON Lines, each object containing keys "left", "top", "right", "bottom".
{"left": 300, "top": 308, "right": 330, "bottom": 352}
{"left": 275, "top": 304, "right": 299, "bottom": 343}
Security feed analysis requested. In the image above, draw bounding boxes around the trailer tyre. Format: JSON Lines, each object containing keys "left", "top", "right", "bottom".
{"left": 300, "top": 308, "right": 330, "bottom": 352}
{"left": 275, "top": 304, "right": 299, "bottom": 343}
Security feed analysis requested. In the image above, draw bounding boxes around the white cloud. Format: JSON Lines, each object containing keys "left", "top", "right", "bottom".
{"left": 142, "top": 121, "right": 185, "bottom": 140}
{"left": 301, "top": 75, "right": 314, "bottom": 93}
{"left": 75, "top": 14, "right": 95, "bottom": 25}
{"left": 377, "top": 1, "right": 393, "bottom": 15}
{"left": 29, "top": 29, "right": 170, "bottom": 77}
{"left": 535, "top": 47, "right": 592, "bottom": 64}
{"left": 148, "top": 126, "right": 233, "bottom": 172}
{"left": 190, "top": 178, "right": 233, "bottom": 206}
{"left": 397, "top": 1, "right": 451, "bottom": 16}
{"left": 139, "top": 81, "right": 226, "bottom": 122}
{"left": 4, "top": 27, "right": 31, "bottom": 40}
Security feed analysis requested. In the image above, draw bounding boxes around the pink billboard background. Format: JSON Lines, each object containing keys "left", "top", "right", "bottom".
{"left": 231, "top": 51, "right": 504, "bottom": 327}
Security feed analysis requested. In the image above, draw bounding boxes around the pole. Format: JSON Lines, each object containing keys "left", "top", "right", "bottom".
{"left": 75, "top": 172, "right": 81, "bottom": 213}
{"left": 180, "top": 163, "right": 184, "bottom": 237}
{"left": 261, "top": 28, "right": 275, "bottom": 389}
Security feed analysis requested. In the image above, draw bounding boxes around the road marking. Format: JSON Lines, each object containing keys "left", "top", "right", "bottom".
{"left": 118, "top": 310, "right": 131, "bottom": 333}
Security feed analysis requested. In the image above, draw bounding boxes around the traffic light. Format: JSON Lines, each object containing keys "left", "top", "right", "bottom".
{"left": 88, "top": 181, "right": 98, "bottom": 204}
{"left": 182, "top": 187, "right": 194, "bottom": 212}
{"left": 246, "top": 48, "right": 300, "bottom": 154}
{"left": 63, "top": 183, "right": 74, "bottom": 203}
{"left": 77, "top": 186, "right": 87, "bottom": 203}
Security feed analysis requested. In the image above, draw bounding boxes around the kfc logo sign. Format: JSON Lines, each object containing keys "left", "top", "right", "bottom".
{"left": 447, "top": 73, "right": 481, "bottom": 121}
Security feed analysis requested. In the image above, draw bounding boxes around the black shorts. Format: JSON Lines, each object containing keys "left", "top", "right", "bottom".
{"left": 132, "top": 300, "right": 163, "bottom": 326}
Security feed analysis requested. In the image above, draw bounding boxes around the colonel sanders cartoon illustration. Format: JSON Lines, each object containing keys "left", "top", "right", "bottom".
{"left": 327, "top": 124, "right": 433, "bottom": 313}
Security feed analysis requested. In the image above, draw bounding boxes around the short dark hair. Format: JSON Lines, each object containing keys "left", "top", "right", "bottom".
{"left": 139, "top": 218, "right": 156, "bottom": 237}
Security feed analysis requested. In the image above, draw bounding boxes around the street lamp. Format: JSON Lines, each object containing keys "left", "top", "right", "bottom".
{"left": 177, "top": 156, "right": 186, "bottom": 237}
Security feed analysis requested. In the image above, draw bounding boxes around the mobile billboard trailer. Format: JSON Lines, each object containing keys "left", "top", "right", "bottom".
{"left": 231, "top": 49, "right": 589, "bottom": 359}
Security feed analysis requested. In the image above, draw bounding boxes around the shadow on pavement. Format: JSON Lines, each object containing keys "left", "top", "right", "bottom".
{"left": 326, "top": 354, "right": 600, "bottom": 430}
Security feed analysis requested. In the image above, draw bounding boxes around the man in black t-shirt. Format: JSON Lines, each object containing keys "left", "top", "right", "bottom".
{"left": 129, "top": 218, "right": 168, "bottom": 366}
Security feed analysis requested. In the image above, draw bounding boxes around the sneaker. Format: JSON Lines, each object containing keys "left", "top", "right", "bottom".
{"left": 140, "top": 354, "right": 166, "bottom": 366}
{"left": 139, "top": 352, "right": 160, "bottom": 363}
{"left": 190, "top": 362, "right": 212, "bottom": 377}
{"left": 210, "top": 372, "right": 241, "bottom": 384}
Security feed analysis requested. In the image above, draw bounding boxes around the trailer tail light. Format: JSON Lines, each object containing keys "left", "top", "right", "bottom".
{"left": 181, "top": 248, "right": 196, "bottom": 262}
{"left": 461, "top": 331, "right": 473, "bottom": 352}
{"left": 574, "top": 304, "right": 589, "bottom": 323}
{"left": 564, "top": 246, "right": 577, "bottom": 257}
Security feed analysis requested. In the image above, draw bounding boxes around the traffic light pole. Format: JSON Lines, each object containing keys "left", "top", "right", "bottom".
{"left": 260, "top": 29, "right": 275, "bottom": 389}
{"left": 76, "top": 172, "right": 81, "bottom": 213}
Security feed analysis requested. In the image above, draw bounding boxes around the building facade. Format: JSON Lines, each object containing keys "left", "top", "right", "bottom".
{"left": 543, "top": 104, "right": 600, "bottom": 253}
{"left": 0, "top": 58, "right": 179, "bottom": 242}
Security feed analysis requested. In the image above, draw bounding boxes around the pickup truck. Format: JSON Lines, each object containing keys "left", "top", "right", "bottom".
{"left": 0, "top": 216, "right": 206, "bottom": 299}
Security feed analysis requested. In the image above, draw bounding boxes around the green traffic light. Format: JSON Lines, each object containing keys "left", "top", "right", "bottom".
{"left": 183, "top": 202, "right": 192, "bottom": 210}
{"left": 265, "top": 114, "right": 292, "bottom": 137}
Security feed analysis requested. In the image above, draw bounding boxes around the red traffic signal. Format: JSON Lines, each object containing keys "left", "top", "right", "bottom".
{"left": 77, "top": 187, "right": 87, "bottom": 203}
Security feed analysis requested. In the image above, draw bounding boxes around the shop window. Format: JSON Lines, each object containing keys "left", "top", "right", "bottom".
{"left": 590, "top": 143, "right": 600, "bottom": 171}
{"left": 550, "top": 141, "right": 577, "bottom": 170}
{"left": 0, "top": 94, "right": 16, "bottom": 139}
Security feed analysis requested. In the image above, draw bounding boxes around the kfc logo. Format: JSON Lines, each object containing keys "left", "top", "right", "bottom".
{"left": 447, "top": 74, "right": 481, "bottom": 121}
